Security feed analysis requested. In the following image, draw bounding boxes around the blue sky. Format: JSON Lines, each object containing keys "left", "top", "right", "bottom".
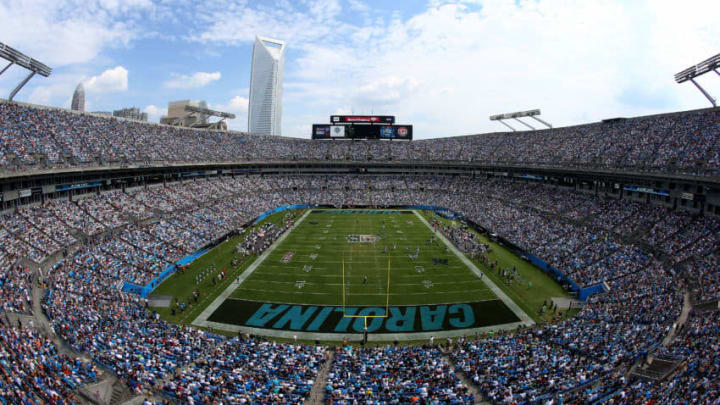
{"left": 1, "top": 0, "right": 719, "bottom": 138}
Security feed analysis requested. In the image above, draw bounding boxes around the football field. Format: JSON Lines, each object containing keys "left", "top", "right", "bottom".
{"left": 192, "top": 209, "right": 536, "bottom": 338}
{"left": 228, "top": 209, "right": 496, "bottom": 306}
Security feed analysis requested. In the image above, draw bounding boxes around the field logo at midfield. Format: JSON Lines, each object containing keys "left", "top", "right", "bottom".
{"left": 281, "top": 251, "right": 294, "bottom": 263}
{"left": 347, "top": 234, "right": 379, "bottom": 243}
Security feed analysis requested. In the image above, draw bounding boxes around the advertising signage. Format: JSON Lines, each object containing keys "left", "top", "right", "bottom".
{"left": 312, "top": 124, "right": 331, "bottom": 139}
{"left": 330, "top": 115, "right": 395, "bottom": 124}
{"left": 312, "top": 124, "right": 412, "bottom": 140}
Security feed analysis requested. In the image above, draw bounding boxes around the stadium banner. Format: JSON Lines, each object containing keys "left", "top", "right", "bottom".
{"left": 578, "top": 283, "right": 605, "bottom": 300}
{"left": 207, "top": 299, "right": 520, "bottom": 334}
{"left": 312, "top": 124, "right": 331, "bottom": 139}
{"left": 181, "top": 171, "right": 205, "bottom": 178}
{"left": 330, "top": 115, "right": 395, "bottom": 124}
{"left": 407, "top": 205, "right": 463, "bottom": 219}
{"left": 55, "top": 181, "right": 103, "bottom": 192}
{"left": 252, "top": 204, "right": 317, "bottom": 225}
{"left": 622, "top": 185, "right": 669, "bottom": 196}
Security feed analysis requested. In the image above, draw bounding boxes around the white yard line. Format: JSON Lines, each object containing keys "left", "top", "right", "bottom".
{"left": 412, "top": 210, "right": 535, "bottom": 326}
{"left": 192, "top": 209, "right": 313, "bottom": 328}
{"left": 230, "top": 288, "right": 492, "bottom": 296}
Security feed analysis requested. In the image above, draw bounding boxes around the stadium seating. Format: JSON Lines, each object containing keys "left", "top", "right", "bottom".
{"left": 2, "top": 101, "right": 720, "bottom": 176}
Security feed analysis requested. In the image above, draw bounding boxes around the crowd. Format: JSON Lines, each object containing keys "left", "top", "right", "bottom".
{"left": 327, "top": 345, "right": 475, "bottom": 404}
{"left": 2, "top": 101, "right": 720, "bottom": 175}
{"left": 163, "top": 337, "right": 325, "bottom": 404}
{"left": 0, "top": 322, "right": 98, "bottom": 404}
{"left": 450, "top": 331, "right": 612, "bottom": 403}
{"left": 0, "top": 264, "right": 32, "bottom": 314}
{"left": 42, "top": 259, "right": 224, "bottom": 394}
{"left": 684, "top": 252, "right": 720, "bottom": 303}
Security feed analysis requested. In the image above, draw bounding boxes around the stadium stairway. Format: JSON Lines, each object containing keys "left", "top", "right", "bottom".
{"left": 629, "top": 292, "right": 691, "bottom": 382}
{"left": 31, "top": 257, "right": 139, "bottom": 405}
{"left": 441, "top": 349, "right": 486, "bottom": 404}
{"left": 663, "top": 292, "right": 692, "bottom": 346}
{"left": 305, "top": 349, "right": 334, "bottom": 405}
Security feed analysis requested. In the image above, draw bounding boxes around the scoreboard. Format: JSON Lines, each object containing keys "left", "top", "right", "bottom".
{"left": 313, "top": 115, "right": 412, "bottom": 140}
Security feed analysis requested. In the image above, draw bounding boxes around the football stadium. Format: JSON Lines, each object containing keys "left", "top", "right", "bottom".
{"left": 1, "top": 2, "right": 720, "bottom": 404}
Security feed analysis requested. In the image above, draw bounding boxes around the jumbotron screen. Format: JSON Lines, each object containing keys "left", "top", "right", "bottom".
{"left": 312, "top": 124, "right": 412, "bottom": 140}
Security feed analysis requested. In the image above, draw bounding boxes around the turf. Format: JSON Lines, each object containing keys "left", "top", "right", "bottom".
{"left": 151, "top": 208, "right": 570, "bottom": 335}
{"left": 230, "top": 209, "right": 496, "bottom": 306}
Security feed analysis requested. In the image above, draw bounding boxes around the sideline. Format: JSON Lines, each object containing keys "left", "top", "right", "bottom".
{"left": 412, "top": 210, "right": 534, "bottom": 326}
{"left": 192, "top": 210, "right": 313, "bottom": 328}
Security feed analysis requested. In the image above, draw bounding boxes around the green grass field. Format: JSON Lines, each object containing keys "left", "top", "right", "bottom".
{"left": 150, "top": 208, "right": 570, "bottom": 339}
{"left": 231, "top": 209, "right": 496, "bottom": 306}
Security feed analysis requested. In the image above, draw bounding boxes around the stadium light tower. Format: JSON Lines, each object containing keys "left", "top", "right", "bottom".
{"left": 0, "top": 41, "right": 52, "bottom": 101}
{"left": 170, "top": 105, "right": 236, "bottom": 130}
{"left": 674, "top": 52, "right": 720, "bottom": 107}
{"left": 489, "top": 109, "right": 552, "bottom": 132}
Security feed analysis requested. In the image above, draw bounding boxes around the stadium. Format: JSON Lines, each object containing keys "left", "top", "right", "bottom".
{"left": 1, "top": 4, "right": 720, "bottom": 405}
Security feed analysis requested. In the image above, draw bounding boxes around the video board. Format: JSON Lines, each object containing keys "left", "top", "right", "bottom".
{"left": 312, "top": 124, "right": 412, "bottom": 140}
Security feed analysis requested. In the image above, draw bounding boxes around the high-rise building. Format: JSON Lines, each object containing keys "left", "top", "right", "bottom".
{"left": 113, "top": 107, "right": 148, "bottom": 122}
{"left": 71, "top": 83, "right": 85, "bottom": 112}
{"left": 248, "top": 35, "right": 285, "bottom": 136}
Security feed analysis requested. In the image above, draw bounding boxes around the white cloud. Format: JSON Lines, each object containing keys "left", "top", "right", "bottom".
{"left": 0, "top": 0, "right": 151, "bottom": 66}
{"left": 143, "top": 104, "right": 167, "bottom": 123}
{"left": 347, "top": 0, "right": 369, "bottom": 12}
{"left": 188, "top": 0, "right": 345, "bottom": 44}
{"left": 277, "top": 0, "right": 720, "bottom": 138}
{"left": 85, "top": 66, "right": 128, "bottom": 93}
{"left": 164, "top": 72, "right": 222, "bottom": 89}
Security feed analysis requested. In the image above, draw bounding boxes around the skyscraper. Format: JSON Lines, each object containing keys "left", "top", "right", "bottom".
{"left": 71, "top": 83, "right": 85, "bottom": 112}
{"left": 248, "top": 36, "right": 285, "bottom": 136}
